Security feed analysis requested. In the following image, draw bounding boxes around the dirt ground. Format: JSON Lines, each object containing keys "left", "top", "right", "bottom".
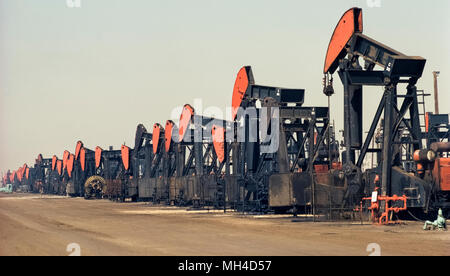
{"left": 0, "top": 193, "right": 448, "bottom": 256}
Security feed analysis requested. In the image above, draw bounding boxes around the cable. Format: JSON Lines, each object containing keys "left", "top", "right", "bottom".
{"left": 407, "top": 210, "right": 425, "bottom": 222}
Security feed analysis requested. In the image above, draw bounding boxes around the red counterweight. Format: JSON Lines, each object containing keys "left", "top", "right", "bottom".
{"left": 324, "top": 7, "right": 363, "bottom": 74}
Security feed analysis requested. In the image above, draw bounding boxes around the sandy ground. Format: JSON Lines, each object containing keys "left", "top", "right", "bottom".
{"left": 0, "top": 193, "right": 448, "bottom": 256}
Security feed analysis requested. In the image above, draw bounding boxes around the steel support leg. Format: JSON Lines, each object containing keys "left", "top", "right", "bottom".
{"left": 381, "top": 84, "right": 396, "bottom": 197}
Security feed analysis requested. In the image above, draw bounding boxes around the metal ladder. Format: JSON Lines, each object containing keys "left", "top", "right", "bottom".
{"left": 416, "top": 90, "right": 431, "bottom": 133}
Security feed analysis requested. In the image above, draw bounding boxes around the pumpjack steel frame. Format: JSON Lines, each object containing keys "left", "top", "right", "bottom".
{"left": 229, "top": 66, "right": 342, "bottom": 212}
{"left": 324, "top": 8, "right": 449, "bottom": 212}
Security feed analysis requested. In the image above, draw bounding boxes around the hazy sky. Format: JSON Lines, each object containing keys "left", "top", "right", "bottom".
{"left": 1, "top": 0, "right": 449, "bottom": 173}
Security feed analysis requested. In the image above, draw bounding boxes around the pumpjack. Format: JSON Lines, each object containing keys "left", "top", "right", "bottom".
{"left": 15, "top": 164, "right": 30, "bottom": 192}
{"left": 228, "top": 66, "right": 343, "bottom": 213}
{"left": 64, "top": 141, "right": 97, "bottom": 197}
{"left": 83, "top": 145, "right": 123, "bottom": 199}
{"left": 134, "top": 124, "right": 156, "bottom": 201}
{"left": 33, "top": 154, "right": 53, "bottom": 194}
{"left": 324, "top": 8, "right": 449, "bottom": 213}
{"left": 172, "top": 104, "right": 232, "bottom": 207}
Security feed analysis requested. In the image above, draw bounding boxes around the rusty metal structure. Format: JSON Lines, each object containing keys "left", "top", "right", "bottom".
{"left": 5, "top": 7, "right": 449, "bottom": 221}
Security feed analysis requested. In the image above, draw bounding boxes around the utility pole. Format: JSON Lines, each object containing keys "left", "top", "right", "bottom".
{"left": 433, "top": 71, "right": 440, "bottom": 114}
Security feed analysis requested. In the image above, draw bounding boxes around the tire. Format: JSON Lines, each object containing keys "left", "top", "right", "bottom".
{"left": 84, "top": 175, "right": 106, "bottom": 199}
